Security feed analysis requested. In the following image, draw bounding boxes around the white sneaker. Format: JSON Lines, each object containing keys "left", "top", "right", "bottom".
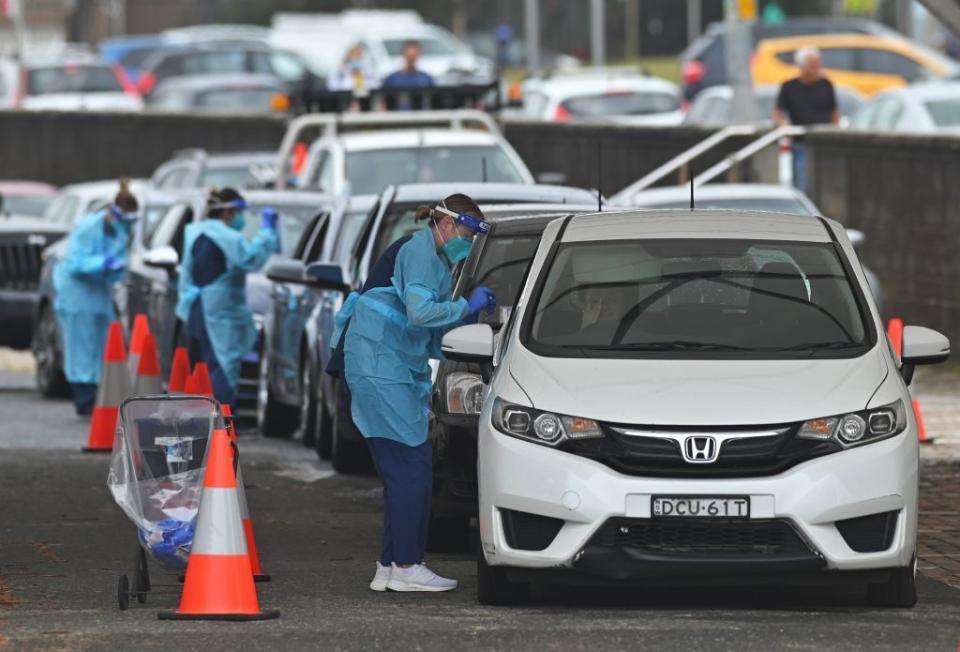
{"left": 387, "top": 563, "right": 458, "bottom": 592}
{"left": 369, "top": 562, "right": 392, "bottom": 591}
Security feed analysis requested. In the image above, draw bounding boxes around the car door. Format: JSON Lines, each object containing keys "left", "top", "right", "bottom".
{"left": 271, "top": 213, "right": 331, "bottom": 402}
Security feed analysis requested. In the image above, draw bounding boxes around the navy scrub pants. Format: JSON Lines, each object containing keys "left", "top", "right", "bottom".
{"left": 366, "top": 437, "right": 433, "bottom": 566}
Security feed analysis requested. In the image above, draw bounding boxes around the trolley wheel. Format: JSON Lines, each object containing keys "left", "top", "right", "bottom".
{"left": 136, "top": 590, "right": 147, "bottom": 604}
{"left": 117, "top": 575, "right": 130, "bottom": 611}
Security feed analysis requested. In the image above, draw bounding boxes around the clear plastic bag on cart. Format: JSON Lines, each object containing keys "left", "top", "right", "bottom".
{"left": 107, "top": 396, "right": 220, "bottom": 570}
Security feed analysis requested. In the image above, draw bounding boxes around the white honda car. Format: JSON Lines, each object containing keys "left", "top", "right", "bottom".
{"left": 440, "top": 209, "right": 949, "bottom": 607}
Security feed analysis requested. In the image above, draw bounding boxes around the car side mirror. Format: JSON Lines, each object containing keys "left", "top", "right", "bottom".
{"left": 901, "top": 325, "right": 950, "bottom": 384}
{"left": 143, "top": 245, "right": 179, "bottom": 270}
{"left": 266, "top": 259, "right": 306, "bottom": 284}
{"left": 442, "top": 323, "right": 495, "bottom": 382}
{"left": 846, "top": 228, "right": 865, "bottom": 249}
{"left": 305, "top": 262, "right": 349, "bottom": 293}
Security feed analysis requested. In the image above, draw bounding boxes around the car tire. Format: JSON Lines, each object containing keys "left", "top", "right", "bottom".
{"left": 476, "top": 535, "right": 529, "bottom": 606}
{"left": 256, "top": 347, "right": 299, "bottom": 438}
{"left": 298, "top": 353, "right": 318, "bottom": 447}
{"left": 867, "top": 557, "right": 918, "bottom": 608}
{"left": 34, "top": 303, "right": 69, "bottom": 398}
{"left": 315, "top": 389, "right": 333, "bottom": 460}
{"left": 330, "top": 380, "right": 371, "bottom": 474}
{"left": 427, "top": 515, "right": 471, "bottom": 553}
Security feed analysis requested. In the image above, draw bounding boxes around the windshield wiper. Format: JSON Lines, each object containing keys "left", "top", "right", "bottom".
{"left": 769, "top": 341, "right": 860, "bottom": 352}
{"left": 581, "top": 340, "right": 748, "bottom": 352}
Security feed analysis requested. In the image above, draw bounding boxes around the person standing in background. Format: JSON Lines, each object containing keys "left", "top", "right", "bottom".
{"left": 773, "top": 47, "right": 839, "bottom": 192}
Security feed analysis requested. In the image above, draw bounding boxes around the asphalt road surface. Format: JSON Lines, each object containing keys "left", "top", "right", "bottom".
{"left": 1, "top": 368, "right": 959, "bottom": 652}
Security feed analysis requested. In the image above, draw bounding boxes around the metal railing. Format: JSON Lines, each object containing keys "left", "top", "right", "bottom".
{"left": 692, "top": 125, "right": 805, "bottom": 187}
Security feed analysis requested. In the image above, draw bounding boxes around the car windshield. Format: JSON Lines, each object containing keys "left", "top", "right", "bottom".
{"left": 202, "top": 161, "right": 276, "bottom": 189}
{"left": 332, "top": 209, "right": 372, "bottom": 264}
{"left": 640, "top": 197, "right": 814, "bottom": 215}
{"left": 561, "top": 91, "right": 679, "bottom": 117}
{"left": 346, "top": 146, "right": 525, "bottom": 195}
{"left": 384, "top": 38, "right": 458, "bottom": 56}
{"left": 925, "top": 98, "right": 960, "bottom": 127}
{"left": 196, "top": 87, "right": 278, "bottom": 112}
{"left": 27, "top": 65, "right": 122, "bottom": 94}
{"left": 242, "top": 204, "right": 316, "bottom": 256}
{"left": 3, "top": 195, "right": 53, "bottom": 217}
{"left": 526, "top": 239, "right": 870, "bottom": 358}
{"left": 465, "top": 235, "right": 540, "bottom": 323}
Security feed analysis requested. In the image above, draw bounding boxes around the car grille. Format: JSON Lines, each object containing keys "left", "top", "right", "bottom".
{"left": 0, "top": 234, "right": 46, "bottom": 291}
{"left": 561, "top": 423, "right": 842, "bottom": 478}
{"left": 590, "top": 518, "right": 813, "bottom": 556}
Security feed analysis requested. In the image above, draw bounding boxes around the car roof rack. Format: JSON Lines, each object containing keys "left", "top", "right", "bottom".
{"left": 273, "top": 109, "right": 501, "bottom": 190}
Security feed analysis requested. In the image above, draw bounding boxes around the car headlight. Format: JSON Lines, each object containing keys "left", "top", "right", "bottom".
{"left": 445, "top": 372, "right": 485, "bottom": 415}
{"left": 797, "top": 399, "right": 906, "bottom": 447}
{"left": 492, "top": 398, "right": 604, "bottom": 447}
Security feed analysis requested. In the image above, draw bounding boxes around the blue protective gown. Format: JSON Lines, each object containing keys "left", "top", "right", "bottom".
{"left": 340, "top": 227, "right": 469, "bottom": 447}
{"left": 175, "top": 220, "right": 278, "bottom": 391}
{"left": 53, "top": 210, "right": 129, "bottom": 384}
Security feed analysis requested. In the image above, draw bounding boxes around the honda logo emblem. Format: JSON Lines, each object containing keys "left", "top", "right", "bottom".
{"left": 682, "top": 436, "right": 718, "bottom": 463}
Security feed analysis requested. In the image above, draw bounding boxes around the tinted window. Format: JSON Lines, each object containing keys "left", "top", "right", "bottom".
{"left": 925, "top": 99, "right": 960, "bottom": 127}
{"left": 346, "top": 146, "right": 525, "bottom": 195}
{"left": 168, "top": 51, "right": 249, "bottom": 79}
{"left": 27, "top": 65, "right": 122, "bottom": 94}
{"left": 526, "top": 239, "right": 868, "bottom": 358}
{"left": 640, "top": 197, "right": 813, "bottom": 215}
{"left": 861, "top": 49, "right": 922, "bottom": 81}
{"left": 560, "top": 92, "right": 679, "bottom": 117}
{"left": 820, "top": 48, "right": 858, "bottom": 71}
{"left": 370, "top": 203, "right": 422, "bottom": 262}
{"left": 195, "top": 87, "right": 278, "bottom": 112}
{"left": 466, "top": 235, "right": 540, "bottom": 311}
{"left": 383, "top": 38, "right": 457, "bottom": 56}
{"left": 148, "top": 204, "right": 191, "bottom": 254}
{"left": 332, "top": 210, "right": 370, "bottom": 264}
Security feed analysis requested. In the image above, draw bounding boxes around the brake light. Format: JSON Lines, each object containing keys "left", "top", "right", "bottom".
{"left": 113, "top": 64, "right": 139, "bottom": 96}
{"left": 554, "top": 104, "right": 570, "bottom": 122}
{"left": 682, "top": 60, "right": 705, "bottom": 87}
{"left": 138, "top": 71, "right": 156, "bottom": 95}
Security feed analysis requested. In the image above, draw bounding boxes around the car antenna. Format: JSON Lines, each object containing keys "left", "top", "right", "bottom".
{"left": 481, "top": 156, "right": 488, "bottom": 183}
{"left": 689, "top": 174, "right": 695, "bottom": 211}
{"left": 596, "top": 142, "right": 603, "bottom": 212}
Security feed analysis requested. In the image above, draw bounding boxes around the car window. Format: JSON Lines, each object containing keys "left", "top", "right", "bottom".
{"left": 332, "top": 209, "right": 371, "bottom": 264}
{"left": 860, "top": 49, "right": 922, "bottom": 81}
{"left": 346, "top": 146, "right": 525, "bottom": 195}
{"left": 560, "top": 92, "right": 679, "bottom": 117}
{"left": 873, "top": 98, "right": 904, "bottom": 129}
{"left": 270, "top": 51, "right": 306, "bottom": 81}
{"left": 925, "top": 98, "right": 960, "bottom": 127}
{"left": 310, "top": 151, "right": 333, "bottom": 191}
{"left": 181, "top": 51, "right": 248, "bottom": 76}
{"left": 148, "top": 204, "right": 192, "bottom": 255}
{"left": 196, "top": 87, "right": 278, "bottom": 112}
{"left": 820, "top": 47, "right": 858, "bottom": 71}
{"left": 464, "top": 235, "right": 541, "bottom": 322}
{"left": 302, "top": 215, "right": 329, "bottom": 263}
{"left": 202, "top": 162, "right": 272, "bottom": 190}
{"left": 27, "top": 65, "right": 122, "bottom": 95}
{"left": 141, "top": 203, "right": 170, "bottom": 244}
{"left": 293, "top": 213, "right": 323, "bottom": 260}
{"left": 383, "top": 37, "right": 457, "bottom": 56}
{"left": 151, "top": 89, "right": 191, "bottom": 110}
{"left": 241, "top": 203, "right": 317, "bottom": 257}
{"left": 526, "top": 239, "right": 869, "bottom": 358}
{"left": 640, "top": 197, "right": 813, "bottom": 214}
{"left": 4, "top": 195, "right": 53, "bottom": 218}
{"left": 370, "top": 203, "right": 423, "bottom": 262}
{"left": 44, "top": 195, "right": 79, "bottom": 225}
{"left": 154, "top": 165, "right": 189, "bottom": 189}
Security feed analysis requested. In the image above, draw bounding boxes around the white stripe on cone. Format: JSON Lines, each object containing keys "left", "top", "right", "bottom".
{"left": 97, "top": 360, "right": 132, "bottom": 406}
{"left": 191, "top": 487, "right": 249, "bottom": 556}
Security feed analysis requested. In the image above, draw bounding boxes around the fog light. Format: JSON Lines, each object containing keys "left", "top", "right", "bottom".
{"left": 533, "top": 413, "right": 563, "bottom": 442}
{"left": 838, "top": 414, "right": 867, "bottom": 443}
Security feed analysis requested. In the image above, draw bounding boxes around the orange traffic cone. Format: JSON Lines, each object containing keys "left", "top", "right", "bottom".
{"left": 168, "top": 347, "right": 191, "bottom": 393}
{"left": 914, "top": 399, "right": 934, "bottom": 444}
{"left": 83, "top": 322, "right": 132, "bottom": 452}
{"left": 158, "top": 428, "right": 278, "bottom": 621}
{"left": 887, "top": 318, "right": 904, "bottom": 360}
{"left": 132, "top": 333, "right": 163, "bottom": 396}
{"left": 193, "top": 363, "right": 214, "bottom": 398}
{"left": 128, "top": 314, "right": 151, "bottom": 377}
{"left": 222, "top": 404, "right": 270, "bottom": 583}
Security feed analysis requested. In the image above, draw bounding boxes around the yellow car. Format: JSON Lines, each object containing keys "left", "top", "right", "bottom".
{"left": 752, "top": 34, "right": 956, "bottom": 97}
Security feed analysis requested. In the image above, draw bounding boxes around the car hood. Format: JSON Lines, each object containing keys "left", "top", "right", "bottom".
{"left": 507, "top": 346, "right": 889, "bottom": 426}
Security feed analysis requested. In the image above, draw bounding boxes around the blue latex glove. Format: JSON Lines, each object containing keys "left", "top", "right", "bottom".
{"left": 467, "top": 287, "right": 496, "bottom": 315}
{"left": 103, "top": 254, "right": 125, "bottom": 272}
{"left": 260, "top": 207, "right": 279, "bottom": 232}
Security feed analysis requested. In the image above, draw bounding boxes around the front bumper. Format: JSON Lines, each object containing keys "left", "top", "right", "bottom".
{"left": 478, "top": 419, "right": 918, "bottom": 579}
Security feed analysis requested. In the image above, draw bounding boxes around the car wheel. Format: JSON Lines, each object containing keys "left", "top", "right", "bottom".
{"left": 256, "top": 347, "right": 299, "bottom": 438}
{"left": 476, "top": 534, "right": 529, "bottom": 606}
{"left": 867, "top": 556, "right": 918, "bottom": 608}
{"left": 330, "top": 380, "right": 371, "bottom": 474}
{"left": 314, "top": 386, "right": 333, "bottom": 460}
{"left": 427, "top": 515, "right": 471, "bottom": 553}
{"left": 34, "top": 304, "right": 69, "bottom": 398}
{"left": 298, "top": 354, "right": 318, "bottom": 447}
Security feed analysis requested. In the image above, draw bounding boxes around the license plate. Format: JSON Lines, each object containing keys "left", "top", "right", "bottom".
{"left": 651, "top": 496, "right": 750, "bottom": 519}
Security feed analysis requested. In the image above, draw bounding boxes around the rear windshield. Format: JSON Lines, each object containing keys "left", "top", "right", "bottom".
{"left": 383, "top": 38, "right": 457, "bottom": 56}
{"left": 525, "top": 239, "right": 870, "bottom": 358}
{"left": 639, "top": 198, "right": 814, "bottom": 215}
{"left": 202, "top": 161, "right": 276, "bottom": 189}
{"left": 28, "top": 65, "right": 122, "bottom": 95}
{"left": 561, "top": 92, "right": 679, "bottom": 117}
{"left": 346, "top": 146, "right": 525, "bottom": 195}
{"left": 925, "top": 99, "right": 960, "bottom": 127}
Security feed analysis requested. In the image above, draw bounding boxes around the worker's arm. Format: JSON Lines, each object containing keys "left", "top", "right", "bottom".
{"left": 395, "top": 244, "right": 469, "bottom": 328}
{"left": 772, "top": 107, "right": 788, "bottom": 127}
{"left": 61, "top": 216, "right": 110, "bottom": 277}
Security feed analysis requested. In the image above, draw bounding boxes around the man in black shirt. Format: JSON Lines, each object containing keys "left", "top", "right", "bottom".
{"left": 773, "top": 47, "right": 839, "bottom": 192}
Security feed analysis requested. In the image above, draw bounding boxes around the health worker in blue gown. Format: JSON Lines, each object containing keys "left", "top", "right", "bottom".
{"left": 53, "top": 179, "right": 138, "bottom": 415}
{"left": 175, "top": 187, "right": 279, "bottom": 407}
{"left": 330, "top": 193, "right": 497, "bottom": 593}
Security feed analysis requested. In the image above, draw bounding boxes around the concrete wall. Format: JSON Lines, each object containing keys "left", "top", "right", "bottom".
{"left": 0, "top": 110, "right": 285, "bottom": 187}
{"left": 808, "top": 130, "right": 960, "bottom": 344}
